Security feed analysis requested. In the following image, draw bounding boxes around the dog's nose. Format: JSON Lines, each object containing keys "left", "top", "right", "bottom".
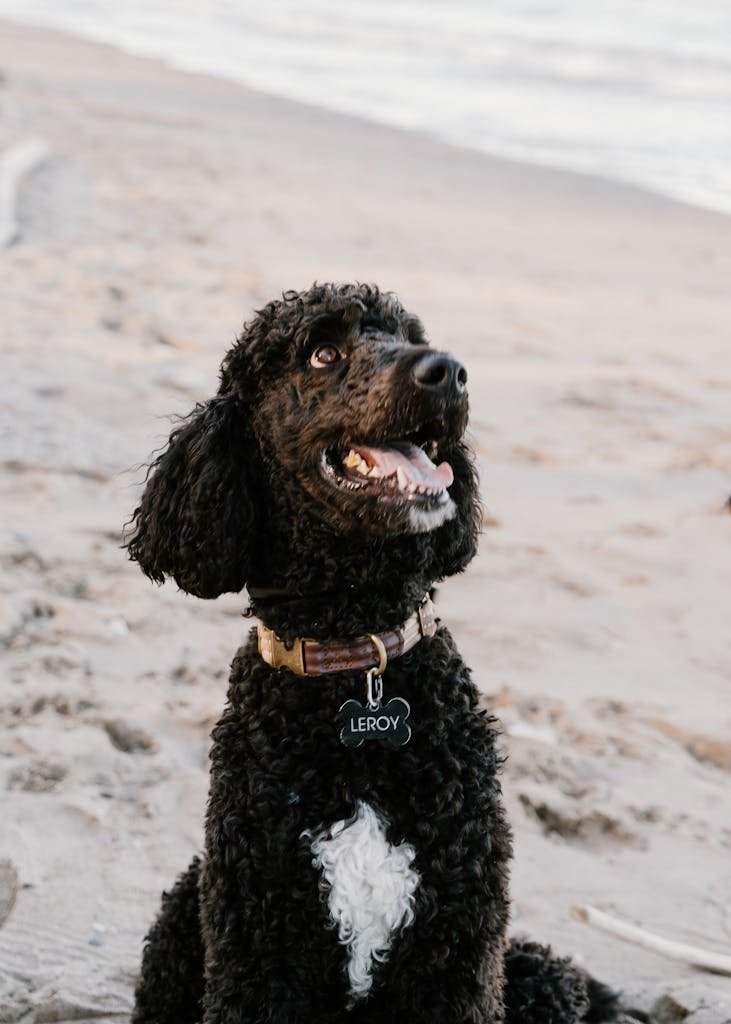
{"left": 412, "top": 353, "right": 468, "bottom": 397}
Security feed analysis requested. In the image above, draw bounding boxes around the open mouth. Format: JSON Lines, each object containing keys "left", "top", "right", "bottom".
{"left": 319, "top": 426, "right": 454, "bottom": 510}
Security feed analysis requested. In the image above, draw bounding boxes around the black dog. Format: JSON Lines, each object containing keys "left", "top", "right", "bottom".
{"left": 126, "top": 283, "right": 617, "bottom": 1024}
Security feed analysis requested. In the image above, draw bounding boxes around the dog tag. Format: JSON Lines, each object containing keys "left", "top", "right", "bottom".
{"left": 339, "top": 697, "right": 412, "bottom": 748}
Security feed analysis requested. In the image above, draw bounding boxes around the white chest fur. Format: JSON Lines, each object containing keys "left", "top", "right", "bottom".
{"left": 304, "top": 800, "right": 420, "bottom": 1001}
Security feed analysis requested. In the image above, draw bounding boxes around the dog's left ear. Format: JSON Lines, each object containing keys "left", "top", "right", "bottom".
{"left": 436, "top": 440, "right": 482, "bottom": 577}
{"left": 125, "top": 395, "right": 256, "bottom": 598}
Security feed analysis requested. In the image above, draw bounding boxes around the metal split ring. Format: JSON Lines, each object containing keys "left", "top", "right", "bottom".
{"left": 366, "top": 634, "right": 387, "bottom": 709}
{"left": 366, "top": 667, "right": 383, "bottom": 710}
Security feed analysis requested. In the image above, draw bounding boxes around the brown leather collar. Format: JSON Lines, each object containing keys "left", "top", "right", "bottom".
{"left": 257, "top": 595, "right": 437, "bottom": 676}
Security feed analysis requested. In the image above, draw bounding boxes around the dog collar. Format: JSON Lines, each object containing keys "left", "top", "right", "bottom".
{"left": 257, "top": 594, "right": 437, "bottom": 677}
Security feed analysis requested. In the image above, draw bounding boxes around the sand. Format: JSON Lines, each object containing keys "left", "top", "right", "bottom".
{"left": 1, "top": 18, "right": 730, "bottom": 1023}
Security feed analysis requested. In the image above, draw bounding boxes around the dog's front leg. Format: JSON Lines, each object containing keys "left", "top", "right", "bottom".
{"left": 198, "top": 826, "right": 333, "bottom": 1024}
{"left": 362, "top": 802, "right": 512, "bottom": 1024}
{"left": 374, "top": 897, "right": 509, "bottom": 1024}
{"left": 198, "top": 847, "right": 269, "bottom": 1024}
{"left": 199, "top": 785, "right": 352, "bottom": 1024}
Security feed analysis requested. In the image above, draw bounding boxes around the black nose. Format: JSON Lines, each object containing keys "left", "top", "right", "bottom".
{"left": 412, "top": 352, "right": 467, "bottom": 396}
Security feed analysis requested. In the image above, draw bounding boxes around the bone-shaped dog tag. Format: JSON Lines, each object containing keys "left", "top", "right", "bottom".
{"left": 339, "top": 697, "right": 412, "bottom": 748}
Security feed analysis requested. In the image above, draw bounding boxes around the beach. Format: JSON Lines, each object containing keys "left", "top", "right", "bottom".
{"left": 1, "top": 18, "right": 730, "bottom": 1022}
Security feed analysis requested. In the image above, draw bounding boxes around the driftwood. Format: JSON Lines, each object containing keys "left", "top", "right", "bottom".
{"left": 574, "top": 905, "right": 731, "bottom": 975}
{"left": 0, "top": 137, "right": 49, "bottom": 247}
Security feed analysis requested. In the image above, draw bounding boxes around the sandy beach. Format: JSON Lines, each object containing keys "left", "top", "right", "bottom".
{"left": 1, "top": 18, "right": 730, "bottom": 1023}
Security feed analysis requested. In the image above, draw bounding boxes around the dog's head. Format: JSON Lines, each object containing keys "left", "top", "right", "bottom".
{"left": 125, "top": 283, "right": 480, "bottom": 600}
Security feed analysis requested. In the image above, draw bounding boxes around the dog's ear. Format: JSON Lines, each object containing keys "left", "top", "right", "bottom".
{"left": 436, "top": 440, "right": 482, "bottom": 577}
{"left": 125, "top": 396, "right": 256, "bottom": 598}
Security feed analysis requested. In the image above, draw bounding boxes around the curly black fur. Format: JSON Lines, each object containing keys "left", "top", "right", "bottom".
{"left": 504, "top": 939, "right": 618, "bottom": 1024}
{"left": 126, "top": 283, "right": 617, "bottom": 1024}
{"left": 133, "top": 858, "right": 205, "bottom": 1024}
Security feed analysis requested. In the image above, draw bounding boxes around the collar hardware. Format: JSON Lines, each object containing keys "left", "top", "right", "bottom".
{"left": 257, "top": 594, "right": 436, "bottom": 677}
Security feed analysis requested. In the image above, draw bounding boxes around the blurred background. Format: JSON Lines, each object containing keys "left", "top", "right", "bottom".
{"left": 0, "top": 3, "right": 729, "bottom": 1023}
{"left": 2, "top": 0, "right": 731, "bottom": 212}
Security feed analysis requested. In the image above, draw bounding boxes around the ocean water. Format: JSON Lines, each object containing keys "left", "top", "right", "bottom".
{"left": 2, "top": 0, "right": 730, "bottom": 215}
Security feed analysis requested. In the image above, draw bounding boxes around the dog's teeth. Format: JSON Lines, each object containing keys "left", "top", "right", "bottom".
{"left": 343, "top": 449, "right": 370, "bottom": 474}
{"left": 396, "top": 467, "right": 409, "bottom": 491}
{"left": 368, "top": 466, "right": 383, "bottom": 478}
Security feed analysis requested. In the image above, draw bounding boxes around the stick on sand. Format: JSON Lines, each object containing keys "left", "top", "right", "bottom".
{"left": 574, "top": 905, "right": 731, "bottom": 975}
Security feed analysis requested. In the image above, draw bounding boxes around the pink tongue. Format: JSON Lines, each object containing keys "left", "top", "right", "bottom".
{"left": 354, "top": 443, "right": 453, "bottom": 489}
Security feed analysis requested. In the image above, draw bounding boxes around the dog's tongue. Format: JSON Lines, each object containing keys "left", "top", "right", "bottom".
{"left": 353, "top": 442, "right": 453, "bottom": 490}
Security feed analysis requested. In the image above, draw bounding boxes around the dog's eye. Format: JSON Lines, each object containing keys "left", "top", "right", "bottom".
{"left": 310, "top": 345, "right": 343, "bottom": 368}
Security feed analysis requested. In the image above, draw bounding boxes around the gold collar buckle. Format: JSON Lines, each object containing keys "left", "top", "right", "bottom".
{"left": 257, "top": 624, "right": 309, "bottom": 675}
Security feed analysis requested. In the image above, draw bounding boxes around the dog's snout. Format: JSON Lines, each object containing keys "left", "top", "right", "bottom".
{"left": 412, "top": 353, "right": 468, "bottom": 396}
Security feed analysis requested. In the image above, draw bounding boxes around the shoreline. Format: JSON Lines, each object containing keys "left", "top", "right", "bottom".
{"left": 1, "top": 17, "right": 730, "bottom": 1024}
{"left": 1, "top": 15, "right": 729, "bottom": 226}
